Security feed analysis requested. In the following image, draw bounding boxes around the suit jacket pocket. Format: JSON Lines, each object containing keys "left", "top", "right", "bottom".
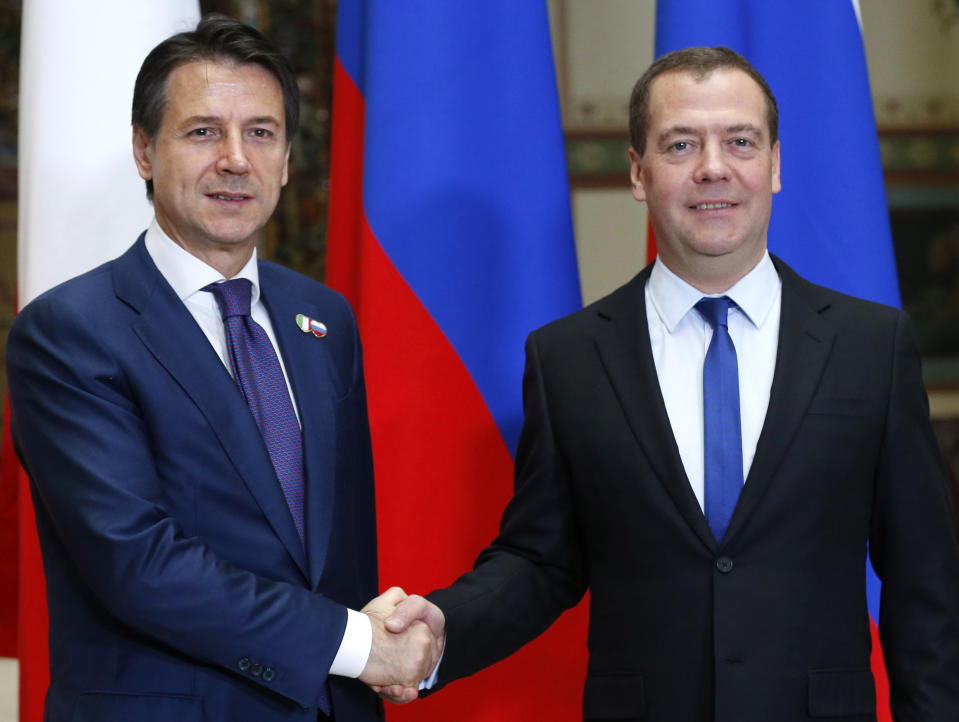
{"left": 71, "top": 691, "right": 203, "bottom": 722}
{"left": 807, "top": 667, "right": 876, "bottom": 718}
{"left": 806, "top": 396, "right": 872, "bottom": 417}
{"left": 582, "top": 672, "right": 645, "bottom": 720}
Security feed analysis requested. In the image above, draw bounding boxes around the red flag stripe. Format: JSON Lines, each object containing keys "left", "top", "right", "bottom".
{"left": 327, "top": 41, "right": 589, "bottom": 720}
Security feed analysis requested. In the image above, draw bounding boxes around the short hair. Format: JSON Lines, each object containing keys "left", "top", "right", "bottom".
{"left": 628, "top": 46, "right": 778, "bottom": 156}
{"left": 132, "top": 14, "right": 300, "bottom": 199}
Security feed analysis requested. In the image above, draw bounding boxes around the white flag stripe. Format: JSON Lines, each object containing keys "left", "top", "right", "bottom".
{"left": 851, "top": 0, "right": 863, "bottom": 30}
{"left": 18, "top": 0, "right": 201, "bottom": 307}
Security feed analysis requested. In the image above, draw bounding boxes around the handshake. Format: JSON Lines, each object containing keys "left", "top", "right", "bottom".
{"left": 357, "top": 587, "right": 446, "bottom": 704}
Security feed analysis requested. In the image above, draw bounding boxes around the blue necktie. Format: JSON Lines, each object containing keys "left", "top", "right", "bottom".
{"left": 205, "top": 279, "right": 306, "bottom": 545}
{"left": 696, "top": 296, "right": 743, "bottom": 544}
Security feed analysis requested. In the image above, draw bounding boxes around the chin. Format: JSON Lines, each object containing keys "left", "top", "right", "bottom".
{"left": 696, "top": 234, "right": 762, "bottom": 256}
{"left": 689, "top": 242, "right": 742, "bottom": 259}
{"left": 205, "top": 224, "right": 260, "bottom": 247}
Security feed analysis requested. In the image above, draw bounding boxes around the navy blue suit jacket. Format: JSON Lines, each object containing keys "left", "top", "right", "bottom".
{"left": 8, "top": 236, "right": 383, "bottom": 721}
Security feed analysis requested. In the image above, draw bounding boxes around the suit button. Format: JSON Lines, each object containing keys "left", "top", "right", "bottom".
{"left": 237, "top": 657, "right": 251, "bottom": 672}
{"left": 263, "top": 668, "right": 276, "bottom": 682}
{"left": 716, "top": 556, "right": 734, "bottom": 573}
{"left": 250, "top": 663, "right": 263, "bottom": 677}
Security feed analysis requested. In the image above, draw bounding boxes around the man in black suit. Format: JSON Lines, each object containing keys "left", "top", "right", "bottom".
{"left": 381, "top": 47, "right": 959, "bottom": 720}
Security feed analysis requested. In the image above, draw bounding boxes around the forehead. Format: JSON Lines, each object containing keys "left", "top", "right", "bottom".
{"left": 163, "top": 60, "right": 284, "bottom": 120}
{"left": 647, "top": 68, "right": 768, "bottom": 133}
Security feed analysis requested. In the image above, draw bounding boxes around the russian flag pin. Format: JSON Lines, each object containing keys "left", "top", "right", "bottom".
{"left": 296, "top": 313, "right": 327, "bottom": 338}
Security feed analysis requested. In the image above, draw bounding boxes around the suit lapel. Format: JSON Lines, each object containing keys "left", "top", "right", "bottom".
{"left": 113, "top": 239, "right": 311, "bottom": 581}
{"left": 259, "top": 267, "right": 338, "bottom": 589}
{"left": 592, "top": 267, "right": 717, "bottom": 551}
{"left": 723, "top": 258, "right": 836, "bottom": 545}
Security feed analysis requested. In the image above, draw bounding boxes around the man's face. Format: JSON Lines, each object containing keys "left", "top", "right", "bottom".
{"left": 629, "top": 68, "right": 781, "bottom": 286}
{"left": 133, "top": 60, "right": 290, "bottom": 260}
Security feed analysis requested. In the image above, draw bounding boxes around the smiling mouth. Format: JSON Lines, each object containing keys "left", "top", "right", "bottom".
{"left": 208, "top": 193, "right": 251, "bottom": 202}
{"left": 692, "top": 202, "right": 735, "bottom": 210}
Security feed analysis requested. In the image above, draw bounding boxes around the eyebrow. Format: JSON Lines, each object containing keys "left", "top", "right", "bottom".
{"left": 180, "top": 115, "right": 281, "bottom": 127}
{"left": 657, "top": 123, "right": 764, "bottom": 143}
{"left": 724, "top": 123, "right": 763, "bottom": 136}
{"left": 247, "top": 116, "right": 282, "bottom": 126}
{"left": 658, "top": 125, "right": 699, "bottom": 142}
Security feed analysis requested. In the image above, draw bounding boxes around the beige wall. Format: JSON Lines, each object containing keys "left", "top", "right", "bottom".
{"left": 550, "top": 0, "right": 655, "bottom": 305}
{"left": 0, "top": 659, "right": 14, "bottom": 722}
{"left": 861, "top": 0, "right": 959, "bottom": 127}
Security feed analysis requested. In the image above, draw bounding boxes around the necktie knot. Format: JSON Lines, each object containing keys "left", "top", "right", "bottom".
{"left": 695, "top": 296, "right": 732, "bottom": 329}
{"left": 204, "top": 278, "right": 253, "bottom": 319}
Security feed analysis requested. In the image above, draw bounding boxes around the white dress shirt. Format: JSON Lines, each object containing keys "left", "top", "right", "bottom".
{"left": 645, "top": 251, "right": 782, "bottom": 507}
{"left": 144, "top": 220, "right": 371, "bottom": 678}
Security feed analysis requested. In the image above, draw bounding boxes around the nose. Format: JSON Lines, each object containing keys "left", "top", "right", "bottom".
{"left": 694, "top": 140, "right": 728, "bottom": 183}
{"left": 215, "top": 133, "right": 250, "bottom": 175}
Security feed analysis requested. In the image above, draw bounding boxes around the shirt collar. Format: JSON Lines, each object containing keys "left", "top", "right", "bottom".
{"left": 648, "top": 251, "right": 780, "bottom": 332}
{"left": 144, "top": 219, "right": 261, "bottom": 305}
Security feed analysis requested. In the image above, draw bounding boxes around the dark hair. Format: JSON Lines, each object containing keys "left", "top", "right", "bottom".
{"left": 628, "top": 46, "right": 778, "bottom": 156}
{"left": 132, "top": 14, "right": 300, "bottom": 199}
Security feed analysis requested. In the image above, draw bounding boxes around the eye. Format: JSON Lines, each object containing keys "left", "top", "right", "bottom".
{"left": 188, "top": 127, "right": 215, "bottom": 138}
{"left": 250, "top": 128, "right": 273, "bottom": 139}
{"left": 732, "top": 137, "right": 753, "bottom": 147}
{"left": 669, "top": 141, "right": 690, "bottom": 152}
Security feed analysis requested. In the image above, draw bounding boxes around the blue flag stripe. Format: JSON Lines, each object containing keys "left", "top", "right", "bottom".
{"left": 334, "top": 0, "right": 366, "bottom": 92}
{"left": 358, "top": 2, "right": 582, "bottom": 453}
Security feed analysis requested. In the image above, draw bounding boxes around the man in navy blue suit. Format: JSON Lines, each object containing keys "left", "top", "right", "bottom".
{"left": 7, "top": 15, "right": 438, "bottom": 721}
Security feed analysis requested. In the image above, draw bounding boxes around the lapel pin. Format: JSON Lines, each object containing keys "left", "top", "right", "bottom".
{"left": 296, "top": 313, "right": 327, "bottom": 338}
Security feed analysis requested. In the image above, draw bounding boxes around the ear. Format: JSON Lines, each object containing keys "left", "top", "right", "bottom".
{"left": 132, "top": 125, "right": 154, "bottom": 182}
{"left": 770, "top": 140, "right": 782, "bottom": 194}
{"left": 628, "top": 147, "right": 647, "bottom": 202}
{"left": 281, "top": 143, "right": 291, "bottom": 187}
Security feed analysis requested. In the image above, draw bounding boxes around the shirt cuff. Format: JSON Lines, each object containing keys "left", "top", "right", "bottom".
{"left": 328, "top": 608, "right": 372, "bottom": 678}
{"left": 419, "top": 647, "right": 444, "bottom": 690}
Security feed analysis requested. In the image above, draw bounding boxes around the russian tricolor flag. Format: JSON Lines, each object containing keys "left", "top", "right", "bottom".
{"left": 655, "top": 1, "right": 898, "bottom": 719}
{"left": 327, "top": 2, "right": 586, "bottom": 720}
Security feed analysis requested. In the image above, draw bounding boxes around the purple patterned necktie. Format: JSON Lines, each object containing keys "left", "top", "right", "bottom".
{"left": 205, "top": 279, "right": 306, "bottom": 546}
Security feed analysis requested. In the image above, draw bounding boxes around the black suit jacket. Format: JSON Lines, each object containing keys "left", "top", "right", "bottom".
{"left": 428, "top": 258, "right": 959, "bottom": 721}
{"left": 8, "top": 237, "right": 383, "bottom": 722}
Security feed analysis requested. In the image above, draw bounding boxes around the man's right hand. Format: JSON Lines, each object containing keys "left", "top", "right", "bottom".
{"left": 371, "top": 592, "right": 448, "bottom": 705}
{"left": 357, "top": 587, "right": 442, "bottom": 701}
